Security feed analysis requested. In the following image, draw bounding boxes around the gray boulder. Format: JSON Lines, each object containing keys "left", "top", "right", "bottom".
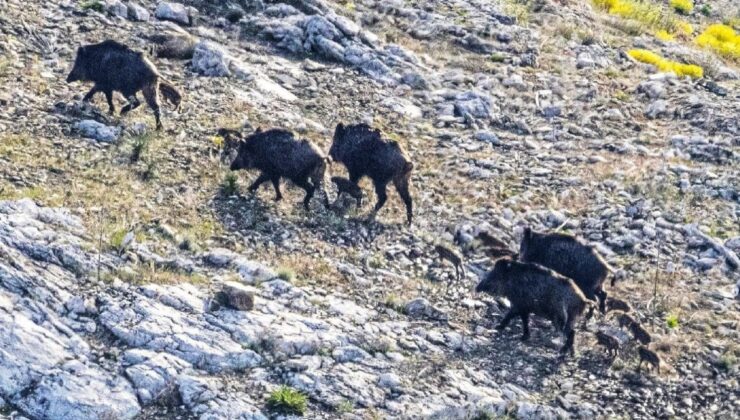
{"left": 74, "top": 119, "right": 121, "bottom": 142}
{"left": 155, "top": 1, "right": 196, "bottom": 25}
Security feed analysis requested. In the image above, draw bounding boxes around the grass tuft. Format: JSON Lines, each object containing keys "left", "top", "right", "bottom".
{"left": 266, "top": 386, "right": 307, "bottom": 416}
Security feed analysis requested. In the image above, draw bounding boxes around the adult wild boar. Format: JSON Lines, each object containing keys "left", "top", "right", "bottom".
{"left": 329, "top": 123, "right": 414, "bottom": 224}
{"left": 519, "top": 228, "right": 611, "bottom": 313}
{"left": 475, "top": 258, "right": 594, "bottom": 356}
{"left": 66, "top": 40, "right": 182, "bottom": 129}
{"left": 222, "top": 128, "right": 329, "bottom": 210}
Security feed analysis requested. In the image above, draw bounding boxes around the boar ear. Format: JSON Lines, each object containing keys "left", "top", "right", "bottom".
{"left": 523, "top": 227, "right": 532, "bottom": 239}
{"left": 335, "top": 123, "right": 345, "bottom": 134}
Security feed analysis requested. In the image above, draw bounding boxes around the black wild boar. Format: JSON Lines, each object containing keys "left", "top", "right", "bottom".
{"left": 614, "top": 311, "right": 637, "bottom": 330}
{"left": 595, "top": 331, "right": 620, "bottom": 357}
{"left": 605, "top": 297, "right": 633, "bottom": 313}
{"left": 66, "top": 40, "right": 182, "bottom": 130}
{"left": 475, "top": 258, "right": 594, "bottom": 356}
{"left": 519, "top": 228, "right": 612, "bottom": 313}
{"left": 329, "top": 123, "right": 414, "bottom": 224}
{"left": 434, "top": 244, "right": 465, "bottom": 280}
{"left": 224, "top": 127, "right": 329, "bottom": 210}
{"left": 637, "top": 346, "right": 661, "bottom": 373}
{"left": 629, "top": 322, "right": 652, "bottom": 345}
{"left": 331, "top": 176, "right": 363, "bottom": 206}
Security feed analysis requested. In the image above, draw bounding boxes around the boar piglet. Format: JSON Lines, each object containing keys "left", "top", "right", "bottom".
{"left": 226, "top": 128, "right": 329, "bottom": 210}
{"left": 519, "top": 228, "right": 612, "bottom": 313}
{"left": 67, "top": 40, "right": 181, "bottom": 129}
{"left": 329, "top": 123, "right": 414, "bottom": 224}
{"left": 476, "top": 258, "right": 595, "bottom": 356}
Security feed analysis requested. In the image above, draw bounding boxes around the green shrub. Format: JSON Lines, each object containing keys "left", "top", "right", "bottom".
{"left": 665, "top": 313, "right": 679, "bottom": 329}
{"left": 266, "top": 386, "right": 307, "bottom": 416}
{"left": 221, "top": 173, "right": 238, "bottom": 195}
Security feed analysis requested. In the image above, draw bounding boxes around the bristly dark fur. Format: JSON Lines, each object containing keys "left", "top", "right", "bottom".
{"left": 629, "top": 322, "right": 652, "bottom": 345}
{"left": 605, "top": 297, "right": 632, "bottom": 313}
{"left": 225, "top": 128, "right": 329, "bottom": 210}
{"left": 595, "top": 331, "right": 620, "bottom": 357}
{"left": 329, "top": 123, "right": 414, "bottom": 224}
{"left": 66, "top": 40, "right": 182, "bottom": 130}
{"left": 476, "top": 258, "right": 593, "bottom": 356}
{"left": 519, "top": 227, "right": 611, "bottom": 313}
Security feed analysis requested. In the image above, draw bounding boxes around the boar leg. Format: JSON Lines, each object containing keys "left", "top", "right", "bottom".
{"left": 270, "top": 176, "right": 283, "bottom": 201}
{"left": 393, "top": 173, "right": 413, "bottom": 225}
{"left": 596, "top": 289, "right": 608, "bottom": 314}
{"left": 372, "top": 179, "right": 389, "bottom": 215}
{"left": 495, "top": 310, "right": 517, "bottom": 332}
{"left": 248, "top": 173, "right": 270, "bottom": 194}
{"left": 294, "top": 178, "right": 315, "bottom": 210}
{"left": 142, "top": 84, "right": 162, "bottom": 130}
{"left": 520, "top": 313, "right": 530, "bottom": 341}
{"left": 82, "top": 85, "right": 100, "bottom": 102}
{"left": 561, "top": 319, "right": 576, "bottom": 355}
{"left": 104, "top": 90, "right": 115, "bottom": 115}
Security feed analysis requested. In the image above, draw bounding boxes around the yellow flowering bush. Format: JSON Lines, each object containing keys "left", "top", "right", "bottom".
{"left": 696, "top": 24, "right": 740, "bottom": 60}
{"left": 628, "top": 49, "right": 704, "bottom": 78}
{"left": 670, "top": 0, "right": 693, "bottom": 15}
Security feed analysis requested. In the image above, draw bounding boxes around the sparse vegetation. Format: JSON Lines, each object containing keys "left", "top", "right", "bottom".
{"left": 266, "top": 386, "right": 307, "bottom": 416}
{"left": 628, "top": 49, "right": 704, "bottom": 78}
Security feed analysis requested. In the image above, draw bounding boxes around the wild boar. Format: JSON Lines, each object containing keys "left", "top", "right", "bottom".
{"left": 595, "top": 331, "right": 620, "bottom": 357}
{"left": 329, "top": 123, "right": 414, "bottom": 224}
{"left": 223, "top": 127, "right": 329, "bottom": 210}
{"left": 475, "top": 258, "right": 594, "bottom": 356}
{"left": 519, "top": 228, "right": 612, "bottom": 313}
{"left": 629, "top": 322, "right": 652, "bottom": 345}
{"left": 637, "top": 346, "right": 661, "bottom": 373}
{"left": 605, "top": 297, "right": 633, "bottom": 313}
{"left": 66, "top": 40, "right": 181, "bottom": 130}
{"left": 614, "top": 311, "right": 637, "bottom": 330}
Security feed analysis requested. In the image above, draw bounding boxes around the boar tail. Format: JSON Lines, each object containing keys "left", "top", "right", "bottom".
{"left": 159, "top": 79, "right": 182, "bottom": 112}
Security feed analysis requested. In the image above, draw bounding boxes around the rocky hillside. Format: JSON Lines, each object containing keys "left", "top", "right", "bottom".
{"left": 1, "top": 0, "right": 739, "bottom": 419}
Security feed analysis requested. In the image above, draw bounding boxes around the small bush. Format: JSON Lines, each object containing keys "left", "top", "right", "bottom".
{"left": 336, "top": 399, "right": 354, "bottom": 414}
{"left": 699, "top": 5, "right": 711, "bottom": 16}
{"left": 221, "top": 173, "right": 238, "bottom": 195}
{"left": 628, "top": 49, "right": 704, "bottom": 78}
{"left": 80, "top": 1, "right": 104, "bottom": 12}
{"left": 266, "top": 386, "right": 307, "bottom": 416}
{"left": 130, "top": 135, "right": 150, "bottom": 163}
{"left": 717, "top": 352, "right": 737, "bottom": 371}
{"left": 670, "top": 0, "right": 693, "bottom": 15}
